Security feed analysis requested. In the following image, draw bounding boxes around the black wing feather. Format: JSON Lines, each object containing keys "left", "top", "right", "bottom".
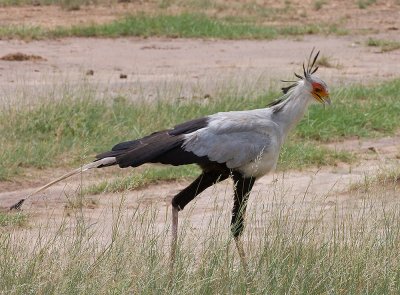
{"left": 96, "top": 117, "right": 209, "bottom": 168}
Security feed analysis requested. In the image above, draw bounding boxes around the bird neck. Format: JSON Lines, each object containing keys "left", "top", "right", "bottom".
{"left": 272, "top": 84, "right": 312, "bottom": 138}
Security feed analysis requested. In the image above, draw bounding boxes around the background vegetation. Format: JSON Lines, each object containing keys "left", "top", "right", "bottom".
{"left": 1, "top": 79, "right": 399, "bottom": 184}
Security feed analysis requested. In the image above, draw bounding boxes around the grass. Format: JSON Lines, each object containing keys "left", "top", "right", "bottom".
{"left": 349, "top": 166, "right": 400, "bottom": 192}
{"left": 279, "top": 141, "right": 352, "bottom": 170}
{"left": 2, "top": 79, "right": 400, "bottom": 182}
{"left": 367, "top": 38, "right": 400, "bottom": 53}
{"left": 313, "top": 0, "right": 326, "bottom": 11}
{"left": 0, "top": 212, "right": 28, "bottom": 227}
{"left": 1, "top": 184, "right": 400, "bottom": 293}
{"left": 84, "top": 165, "right": 200, "bottom": 195}
{"left": 0, "top": 13, "right": 347, "bottom": 40}
{"left": 315, "top": 54, "right": 341, "bottom": 68}
{"left": 357, "top": 0, "right": 376, "bottom": 9}
{"left": 0, "top": 81, "right": 349, "bottom": 181}
{"left": 64, "top": 196, "right": 98, "bottom": 210}
{"left": 295, "top": 79, "right": 400, "bottom": 141}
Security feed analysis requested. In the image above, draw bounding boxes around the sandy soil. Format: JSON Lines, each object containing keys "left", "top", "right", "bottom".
{"left": 0, "top": 33, "right": 400, "bottom": 105}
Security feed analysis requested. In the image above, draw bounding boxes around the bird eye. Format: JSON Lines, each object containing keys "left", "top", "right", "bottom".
{"left": 315, "top": 88, "right": 322, "bottom": 93}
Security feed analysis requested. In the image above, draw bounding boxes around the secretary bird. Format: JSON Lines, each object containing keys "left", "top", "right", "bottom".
{"left": 10, "top": 49, "right": 330, "bottom": 270}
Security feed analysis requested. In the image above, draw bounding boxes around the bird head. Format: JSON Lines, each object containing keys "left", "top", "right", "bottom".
{"left": 307, "top": 75, "right": 330, "bottom": 105}
{"left": 282, "top": 49, "right": 331, "bottom": 105}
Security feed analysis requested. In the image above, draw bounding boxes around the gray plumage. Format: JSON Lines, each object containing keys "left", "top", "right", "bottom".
{"left": 183, "top": 109, "right": 274, "bottom": 170}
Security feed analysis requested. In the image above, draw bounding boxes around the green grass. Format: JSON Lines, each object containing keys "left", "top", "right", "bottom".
{"left": 2, "top": 79, "right": 400, "bottom": 182}
{"left": 0, "top": 212, "right": 28, "bottom": 227}
{"left": 367, "top": 38, "right": 400, "bottom": 53}
{"left": 84, "top": 165, "right": 200, "bottom": 195}
{"left": 0, "top": 25, "right": 46, "bottom": 40}
{"left": 1, "top": 187, "right": 400, "bottom": 294}
{"left": 295, "top": 79, "right": 400, "bottom": 141}
{"left": 279, "top": 141, "right": 352, "bottom": 170}
{"left": 357, "top": 0, "right": 376, "bottom": 9}
{"left": 0, "top": 13, "right": 347, "bottom": 40}
{"left": 313, "top": 0, "right": 327, "bottom": 11}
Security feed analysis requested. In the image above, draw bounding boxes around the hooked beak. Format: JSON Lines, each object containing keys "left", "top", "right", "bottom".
{"left": 314, "top": 92, "right": 331, "bottom": 106}
{"left": 323, "top": 95, "right": 331, "bottom": 106}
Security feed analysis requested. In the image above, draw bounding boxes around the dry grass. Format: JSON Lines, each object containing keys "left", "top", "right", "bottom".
{"left": 1, "top": 181, "right": 400, "bottom": 294}
{"left": 349, "top": 166, "right": 400, "bottom": 193}
{"left": 315, "top": 55, "right": 342, "bottom": 69}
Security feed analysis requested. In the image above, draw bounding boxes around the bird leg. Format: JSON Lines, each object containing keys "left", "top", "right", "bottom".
{"left": 170, "top": 205, "right": 179, "bottom": 271}
{"left": 169, "top": 171, "right": 229, "bottom": 272}
{"left": 231, "top": 173, "right": 255, "bottom": 275}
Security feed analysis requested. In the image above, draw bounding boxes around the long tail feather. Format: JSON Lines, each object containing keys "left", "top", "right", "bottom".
{"left": 9, "top": 157, "right": 116, "bottom": 211}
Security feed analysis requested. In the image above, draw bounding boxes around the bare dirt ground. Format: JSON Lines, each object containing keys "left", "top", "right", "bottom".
{"left": 0, "top": 33, "right": 400, "bottom": 104}
{"left": 0, "top": 2, "right": 399, "bottom": 238}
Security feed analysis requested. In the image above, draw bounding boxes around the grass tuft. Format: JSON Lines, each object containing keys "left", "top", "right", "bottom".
{"left": 0, "top": 212, "right": 28, "bottom": 228}
{"left": 315, "top": 54, "right": 341, "bottom": 68}
{"left": 279, "top": 141, "right": 353, "bottom": 170}
{"left": 367, "top": 38, "right": 400, "bottom": 52}
{"left": 64, "top": 197, "right": 99, "bottom": 210}
{"left": 84, "top": 165, "right": 200, "bottom": 195}
{"left": 313, "top": 0, "right": 326, "bottom": 10}
{"left": 349, "top": 166, "right": 400, "bottom": 192}
{"left": 357, "top": 0, "right": 376, "bottom": 9}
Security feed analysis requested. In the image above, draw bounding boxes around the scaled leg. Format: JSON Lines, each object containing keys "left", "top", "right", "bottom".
{"left": 230, "top": 173, "right": 255, "bottom": 271}
{"left": 170, "top": 171, "right": 229, "bottom": 270}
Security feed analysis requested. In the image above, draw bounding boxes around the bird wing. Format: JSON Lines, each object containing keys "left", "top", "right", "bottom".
{"left": 95, "top": 117, "right": 210, "bottom": 168}
{"left": 183, "top": 111, "right": 277, "bottom": 169}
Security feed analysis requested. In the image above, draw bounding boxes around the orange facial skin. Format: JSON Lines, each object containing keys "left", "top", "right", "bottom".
{"left": 311, "top": 82, "right": 330, "bottom": 104}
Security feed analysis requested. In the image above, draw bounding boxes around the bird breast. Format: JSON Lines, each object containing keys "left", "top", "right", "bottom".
{"left": 237, "top": 140, "right": 280, "bottom": 178}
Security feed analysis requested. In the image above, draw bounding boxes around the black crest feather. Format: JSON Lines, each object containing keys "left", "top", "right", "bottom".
{"left": 281, "top": 84, "right": 297, "bottom": 94}
{"left": 281, "top": 48, "right": 320, "bottom": 95}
